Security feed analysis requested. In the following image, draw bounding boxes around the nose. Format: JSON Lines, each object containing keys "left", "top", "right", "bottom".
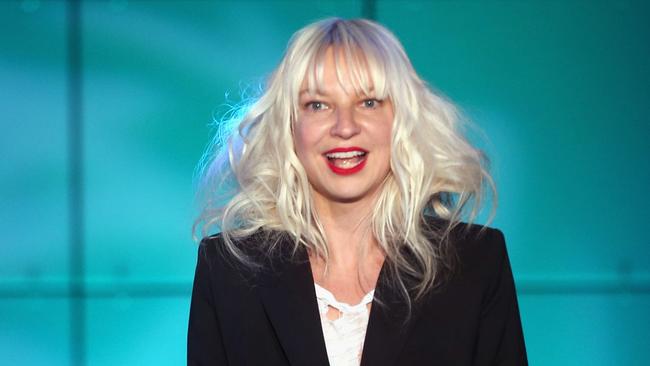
{"left": 330, "top": 106, "right": 360, "bottom": 139}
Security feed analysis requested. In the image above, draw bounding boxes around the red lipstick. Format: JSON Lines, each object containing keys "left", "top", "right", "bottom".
{"left": 323, "top": 147, "right": 368, "bottom": 175}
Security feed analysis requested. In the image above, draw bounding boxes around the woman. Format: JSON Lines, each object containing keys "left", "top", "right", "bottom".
{"left": 189, "top": 18, "right": 527, "bottom": 366}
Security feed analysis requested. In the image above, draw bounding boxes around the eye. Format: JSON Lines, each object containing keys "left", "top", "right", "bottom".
{"left": 304, "top": 101, "right": 329, "bottom": 111}
{"left": 361, "top": 98, "right": 382, "bottom": 109}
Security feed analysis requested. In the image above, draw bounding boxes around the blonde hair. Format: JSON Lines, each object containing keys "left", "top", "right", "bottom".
{"left": 194, "top": 18, "right": 494, "bottom": 305}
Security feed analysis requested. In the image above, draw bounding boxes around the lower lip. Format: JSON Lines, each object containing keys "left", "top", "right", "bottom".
{"left": 325, "top": 157, "right": 367, "bottom": 175}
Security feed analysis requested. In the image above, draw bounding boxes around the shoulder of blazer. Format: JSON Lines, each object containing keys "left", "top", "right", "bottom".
{"left": 419, "top": 216, "right": 509, "bottom": 291}
{"left": 421, "top": 216, "right": 507, "bottom": 262}
{"left": 442, "top": 221, "right": 512, "bottom": 309}
{"left": 450, "top": 222, "right": 507, "bottom": 274}
{"left": 197, "top": 229, "right": 307, "bottom": 288}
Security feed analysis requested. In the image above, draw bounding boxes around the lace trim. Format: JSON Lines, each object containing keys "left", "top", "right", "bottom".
{"left": 314, "top": 283, "right": 375, "bottom": 317}
{"left": 314, "top": 283, "right": 374, "bottom": 366}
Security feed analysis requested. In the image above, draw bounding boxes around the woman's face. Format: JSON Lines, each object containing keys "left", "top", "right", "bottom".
{"left": 293, "top": 49, "right": 394, "bottom": 207}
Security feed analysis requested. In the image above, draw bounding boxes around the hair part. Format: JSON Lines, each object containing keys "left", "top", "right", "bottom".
{"left": 194, "top": 18, "right": 495, "bottom": 309}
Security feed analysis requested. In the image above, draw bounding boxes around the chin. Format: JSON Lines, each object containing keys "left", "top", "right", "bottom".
{"left": 323, "top": 186, "right": 378, "bottom": 204}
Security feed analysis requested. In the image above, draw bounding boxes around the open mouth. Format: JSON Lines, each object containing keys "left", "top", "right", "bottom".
{"left": 323, "top": 148, "right": 368, "bottom": 175}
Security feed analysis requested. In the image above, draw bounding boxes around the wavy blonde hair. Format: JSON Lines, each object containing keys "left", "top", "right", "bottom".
{"left": 194, "top": 18, "right": 494, "bottom": 305}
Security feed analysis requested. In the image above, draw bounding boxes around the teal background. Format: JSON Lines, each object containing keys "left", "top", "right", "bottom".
{"left": 1, "top": 0, "right": 648, "bottom": 365}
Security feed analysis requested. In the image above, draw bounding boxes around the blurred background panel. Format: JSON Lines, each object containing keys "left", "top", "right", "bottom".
{"left": 0, "top": 299, "right": 71, "bottom": 365}
{"left": 85, "top": 297, "right": 189, "bottom": 366}
{"left": 0, "top": 1, "right": 71, "bottom": 363}
{"left": 519, "top": 293, "right": 650, "bottom": 365}
{"left": 1, "top": 0, "right": 649, "bottom": 365}
{"left": 0, "top": 1, "right": 68, "bottom": 283}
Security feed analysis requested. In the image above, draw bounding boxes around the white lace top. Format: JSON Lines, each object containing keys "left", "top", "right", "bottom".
{"left": 314, "top": 283, "right": 375, "bottom": 366}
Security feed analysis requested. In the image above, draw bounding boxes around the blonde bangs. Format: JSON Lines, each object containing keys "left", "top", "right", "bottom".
{"left": 293, "top": 21, "right": 392, "bottom": 111}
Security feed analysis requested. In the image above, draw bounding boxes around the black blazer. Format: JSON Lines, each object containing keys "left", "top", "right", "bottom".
{"left": 187, "top": 224, "right": 527, "bottom": 365}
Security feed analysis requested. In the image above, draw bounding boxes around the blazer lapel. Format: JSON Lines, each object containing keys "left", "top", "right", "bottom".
{"left": 360, "top": 264, "right": 420, "bottom": 366}
{"left": 257, "top": 243, "right": 330, "bottom": 366}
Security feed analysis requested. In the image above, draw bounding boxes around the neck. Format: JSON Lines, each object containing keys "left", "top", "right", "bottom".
{"left": 311, "top": 194, "right": 382, "bottom": 270}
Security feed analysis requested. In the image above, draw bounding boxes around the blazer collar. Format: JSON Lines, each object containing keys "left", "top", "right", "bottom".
{"left": 257, "top": 240, "right": 330, "bottom": 366}
{"left": 360, "top": 262, "right": 420, "bottom": 366}
{"left": 256, "top": 234, "right": 419, "bottom": 366}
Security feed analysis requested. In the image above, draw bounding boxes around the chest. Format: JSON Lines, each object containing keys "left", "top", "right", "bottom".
{"left": 211, "top": 268, "right": 485, "bottom": 366}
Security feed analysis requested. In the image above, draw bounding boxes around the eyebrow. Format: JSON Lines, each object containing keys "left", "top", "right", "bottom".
{"left": 298, "top": 89, "right": 322, "bottom": 96}
{"left": 298, "top": 88, "right": 376, "bottom": 97}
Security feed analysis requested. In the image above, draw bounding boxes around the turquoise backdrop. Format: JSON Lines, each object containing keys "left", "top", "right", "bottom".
{"left": 1, "top": 1, "right": 648, "bottom": 365}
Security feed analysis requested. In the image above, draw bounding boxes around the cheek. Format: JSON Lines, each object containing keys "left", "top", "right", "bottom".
{"left": 374, "top": 119, "right": 394, "bottom": 167}
{"left": 294, "top": 120, "right": 328, "bottom": 150}
{"left": 292, "top": 122, "right": 318, "bottom": 161}
{"left": 375, "top": 119, "right": 394, "bottom": 149}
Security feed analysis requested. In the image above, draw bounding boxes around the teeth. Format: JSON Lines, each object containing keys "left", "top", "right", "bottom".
{"left": 325, "top": 151, "right": 366, "bottom": 159}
